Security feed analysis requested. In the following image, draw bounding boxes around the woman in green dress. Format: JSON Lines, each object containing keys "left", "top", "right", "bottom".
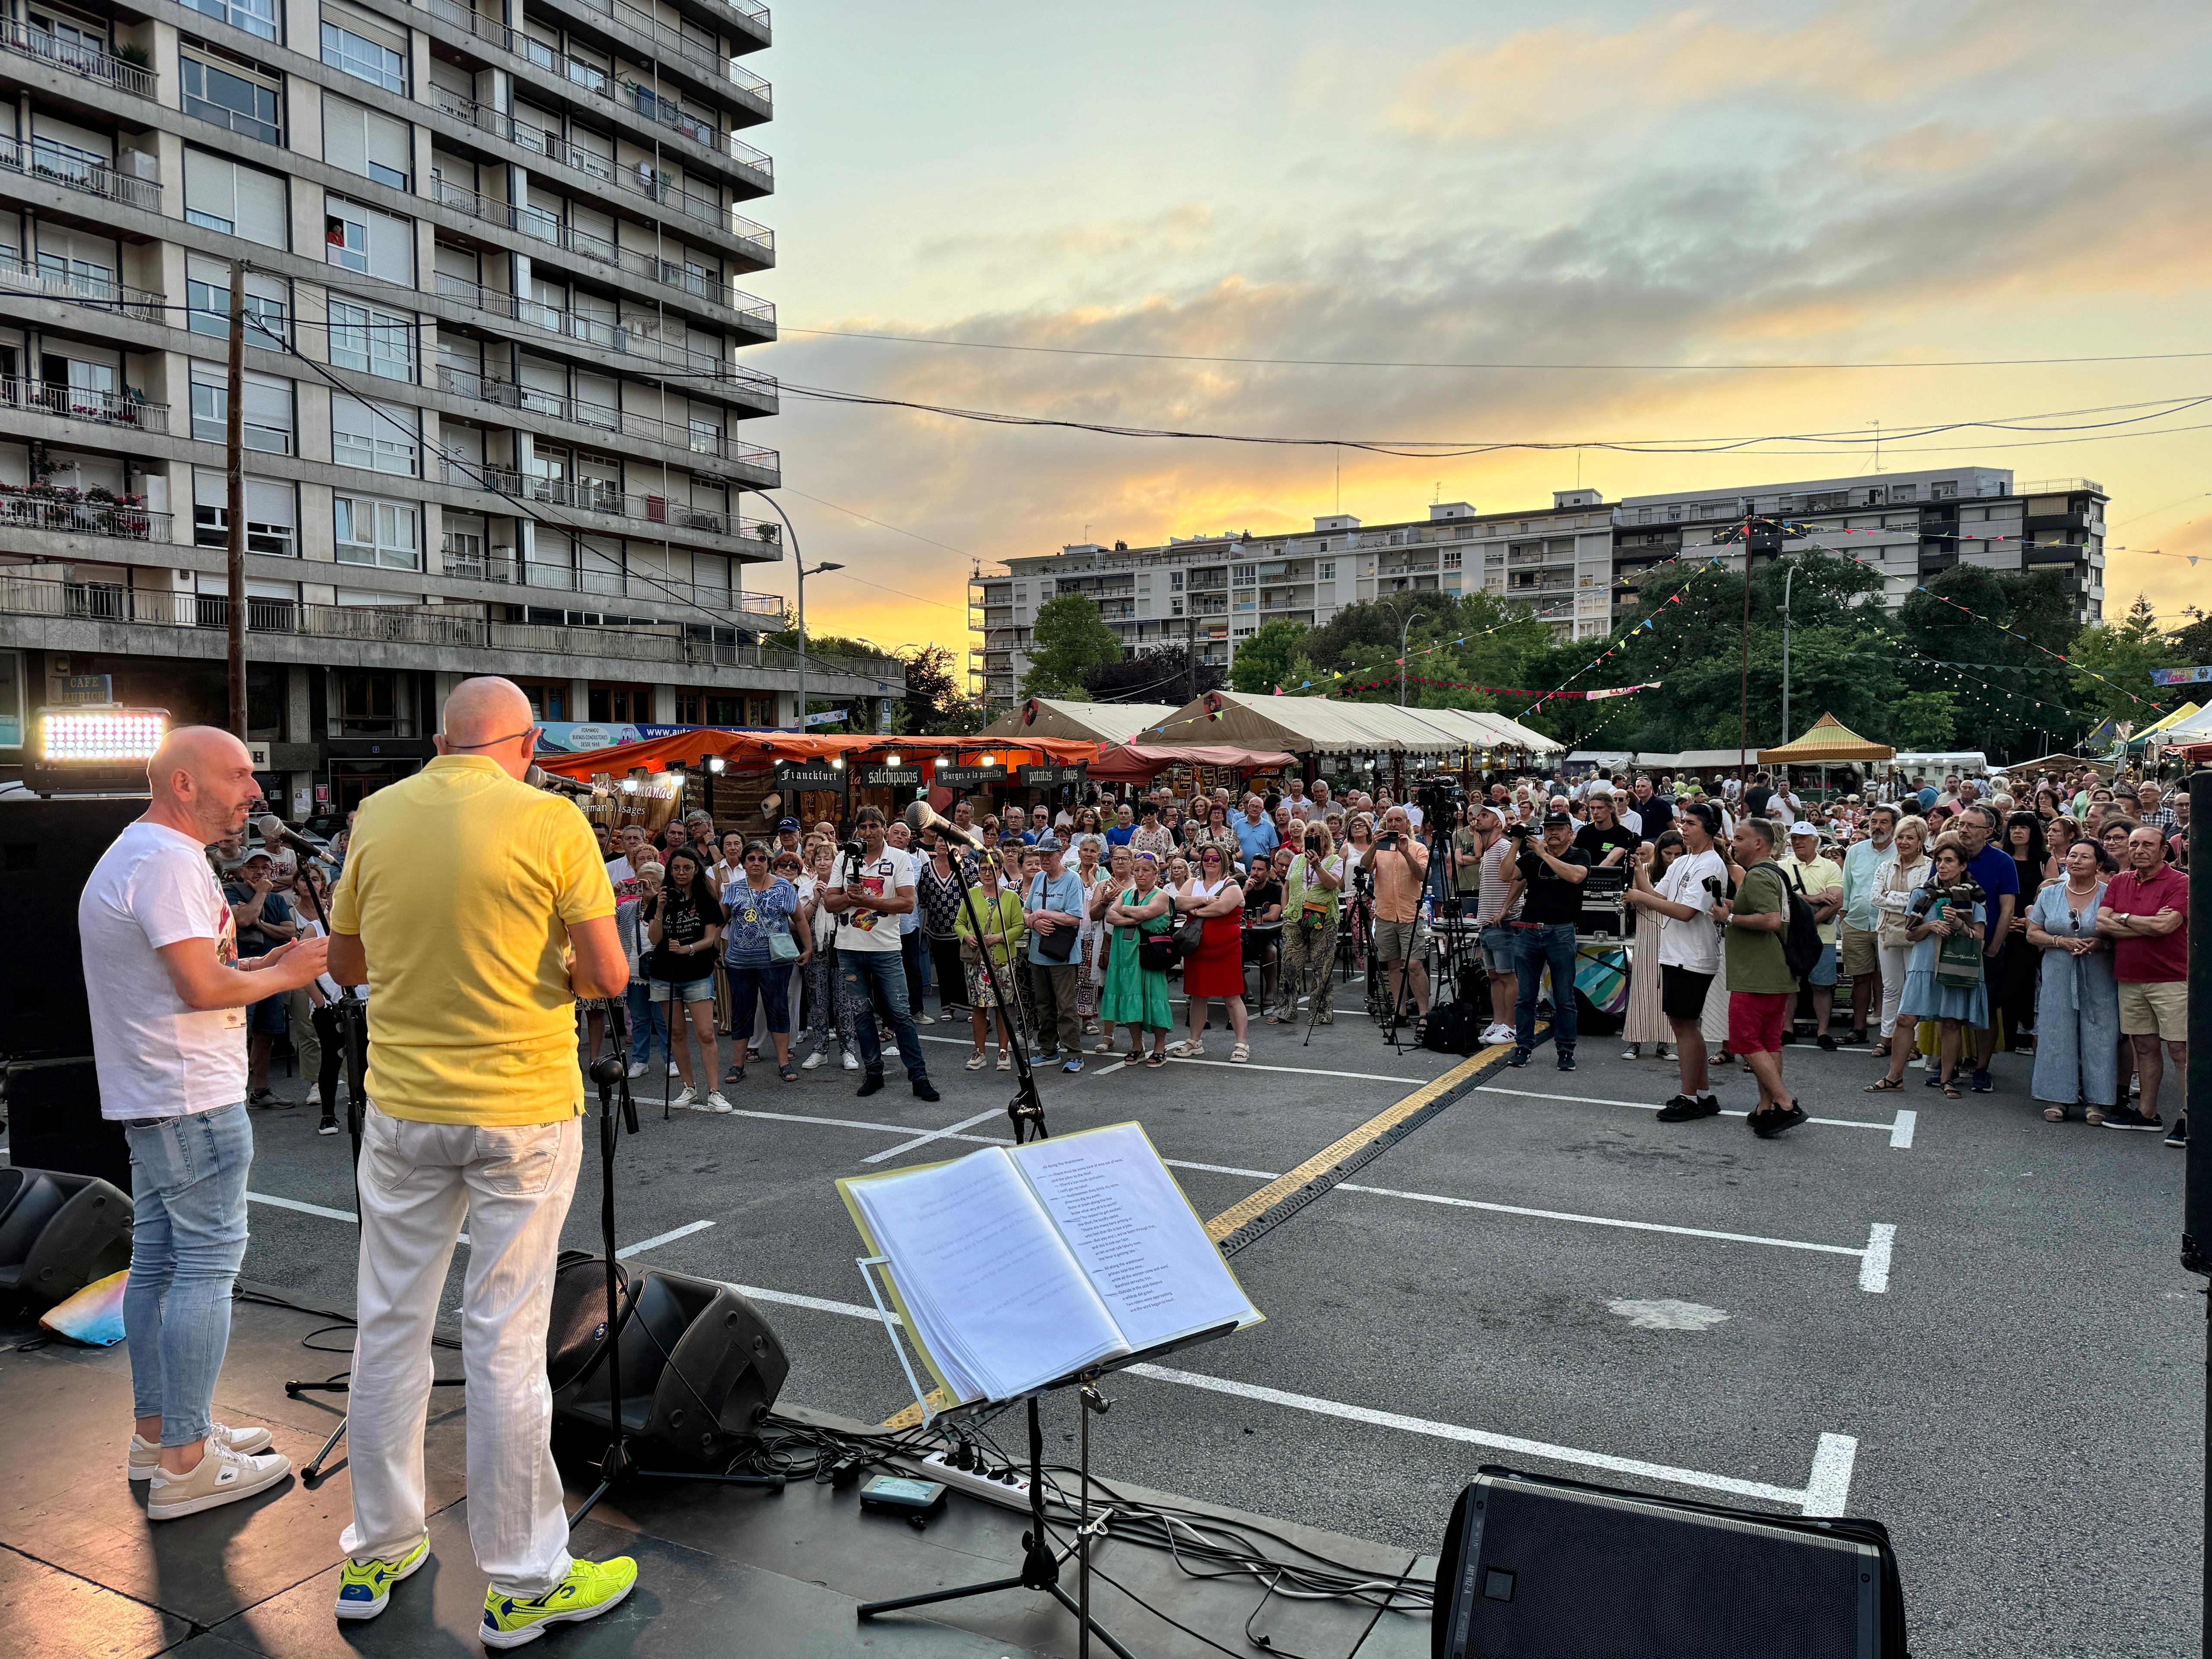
{"left": 1100, "top": 850, "right": 1176, "bottom": 1066}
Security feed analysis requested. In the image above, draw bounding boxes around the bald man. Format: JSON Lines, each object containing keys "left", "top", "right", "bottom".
{"left": 324, "top": 677, "right": 638, "bottom": 1636}
{"left": 80, "top": 726, "right": 328, "bottom": 1519}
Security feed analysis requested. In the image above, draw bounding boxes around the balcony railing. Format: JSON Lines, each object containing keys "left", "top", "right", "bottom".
{"left": 0, "top": 139, "right": 162, "bottom": 211}
{"left": 431, "top": 273, "right": 774, "bottom": 387}
{"left": 0, "top": 577, "right": 894, "bottom": 681}
{"left": 0, "top": 249, "right": 165, "bottom": 321}
{"left": 439, "top": 544, "right": 790, "bottom": 618}
{"left": 426, "top": 85, "right": 775, "bottom": 261}
{"left": 442, "top": 459, "right": 774, "bottom": 545}
{"left": 0, "top": 378, "right": 169, "bottom": 433}
{"left": 432, "top": 364, "right": 780, "bottom": 471}
{"left": 0, "top": 490, "right": 169, "bottom": 540}
{"left": 0, "top": 21, "right": 158, "bottom": 97}
{"left": 549, "top": 0, "right": 773, "bottom": 116}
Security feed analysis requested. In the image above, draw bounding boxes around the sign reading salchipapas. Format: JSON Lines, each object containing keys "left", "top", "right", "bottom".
{"left": 775, "top": 762, "right": 846, "bottom": 790}
{"left": 861, "top": 766, "right": 922, "bottom": 787}
{"left": 936, "top": 764, "right": 1007, "bottom": 788}
{"left": 1018, "top": 764, "right": 1087, "bottom": 788}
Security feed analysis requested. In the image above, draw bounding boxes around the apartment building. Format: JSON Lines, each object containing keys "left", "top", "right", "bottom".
{"left": 973, "top": 467, "right": 2107, "bottom": 707}
{"left": 970, "top": 491, "right": 1618, "bottom": 706}
{"left": 0, "top": 0, "right": 900, "bottom": 810}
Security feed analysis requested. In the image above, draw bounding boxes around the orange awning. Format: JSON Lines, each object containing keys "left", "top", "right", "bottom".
{"left": 533, "top": 729, "right": 1099, "bottom": 779}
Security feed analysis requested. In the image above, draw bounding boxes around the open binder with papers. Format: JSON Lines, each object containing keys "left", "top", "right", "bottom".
{"left": 839, "top": 1121, "right": 1262, "bottom": 1415}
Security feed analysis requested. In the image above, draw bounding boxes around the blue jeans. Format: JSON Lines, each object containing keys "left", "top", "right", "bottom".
{"left": 1512, "top": 924, "right": 1580, "bottom": 1055}
{"left": 841, "top": 949, "right": 928, "bottom": 1081}
{"left": 725, "top": 960, "right": 792, "bottom": 1036}
{"left": 902, "top": 928, "right": 930, "bottom": 1013}
{"left": 625, "top": 981, "right": 666, "bottom": 1065}
{"left": 123, "top": 1102, "right": 254, "bottom": 1446}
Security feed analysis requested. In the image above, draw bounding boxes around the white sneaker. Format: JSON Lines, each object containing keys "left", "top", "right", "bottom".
{"left": 626, "top": 1062, "right": 647, "bottom": 1079}
{"left": 841, "top": 1052, "right": 860, "bottom": 1072}
{"left": 965, "top": 1050, "right": 987, "bottom": 1071}
{"left": 129, "top": 1419, "right": 272, "bottom": 1481}
{"left": 801, "top": 1048, "right": 827, "bottom": 1070}
{"left": 997, "top": 1050, "right": 1012, "bottom": 1071}
{"left": 670, "top": 1085, "right": 698, "bottom": 1109}
{"left": 706, "top": 1091, "right": 734, "bottom": 1113}
{"left": 1482, "top": 1023, "right": 1512, "bottom": 1044}
{"left": 914, "top": 1012, "right": 936, "bottom": 1026}
{"left": 146, "top": 1442, "right": 292, "bottom": 1520}
{"left": 667, "top": 1062, "right": 680, "bottom": 1077}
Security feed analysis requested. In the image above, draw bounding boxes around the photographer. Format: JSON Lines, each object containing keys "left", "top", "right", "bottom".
{"left": 1361, "top": 806, "right": 1433, "bottom": 1027}
{"left": 824, "top": 806, "right": 938, "bottom": 1101}
{"left": 1625, "top": 801, "right": 1727, "bottom": 1119}
{"left": 1573, "top": 788, "right": 1643, "bottom": 869}
{"left": 1505, "top": 812, "right": 1589, "bottom": 1071}
{"left": 1469, "top": 802, "right": 1523, "bottom": 1046}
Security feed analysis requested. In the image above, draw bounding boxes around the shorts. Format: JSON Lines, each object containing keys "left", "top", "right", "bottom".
{"left": 1727, "top": 991, "right": 1793, "bottom": 1054}
{"left": 1373, "top": 917, "right": 1430, "bottom": 963}
{"left": 248, "top": 991, "right": 288, "bottom": 1035}
{"left": 1806, "top": 942, "right": 1839, "bottom": 988}
{"left": 1660, "top": 965, "right": 1714, "bottom": 1021}
{"left": 650, "top": 976, "right": 716, "bottom": 1004}
{"left": 2118, "top": 979, "right": 2187, "bottom": 1040}
{"left": 1479, "top": 925, "right": 1518, "bottom": 976}
{"left": 1838, "top": 925, "right": 1880, "bottom": 979}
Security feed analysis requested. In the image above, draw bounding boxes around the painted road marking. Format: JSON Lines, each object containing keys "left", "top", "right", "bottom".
{"left": 1477, "top": 1085, "right": 1913, "bottom": 1142}
{"left": 248, "top": 1190, "right": 470, "bottom": 1246}
{"left": 618, "top": 1220, "right": 715, "bottom": 1257}
{"left": 1859, "top": 1224, "right": 1897, "bottom": 1293}
{"left": 912, "top": 1032, "right": 1424, "bottom": 1086}
{"left": 863, "top": 1108, "right": 1008, "bottom": 1165}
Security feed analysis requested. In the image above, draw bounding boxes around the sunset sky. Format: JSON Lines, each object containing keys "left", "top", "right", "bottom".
{"left": 742, "top": 1, "right": 2212, "bottom": 660}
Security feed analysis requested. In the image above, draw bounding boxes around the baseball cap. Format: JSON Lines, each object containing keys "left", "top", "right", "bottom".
{"left": 1473, "top": 799, "right": 1505, "bottom": 822}
{"left": 1542, "top": 811, "right": 1571, "bottom": 828}
{"left": 1789, "top": 820, "right": 1818, "bottom": 837}
{"left": 775, "top": 816, "right": 800, "bottom": 832}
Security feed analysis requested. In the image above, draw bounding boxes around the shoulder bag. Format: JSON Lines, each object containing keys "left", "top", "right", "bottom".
{"left": 1170, "top": 891, "right": 1208, "bottom": 959}
{"left": 1139, "top": 894, "right": 1179, "bottom": 973}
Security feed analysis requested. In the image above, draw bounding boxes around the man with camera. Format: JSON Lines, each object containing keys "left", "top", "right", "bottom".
{"left": 1361, "top": 805, "right": 1432, "bottom": 1025}
{"left": 1625, "top": 801, "right": 1728, "bottom": 1119}
{"left": 1469, "top": 801, "right": 1523, "bottom": 1046}
{"left": 1505, "top": 812, "right": 1590, "bottom": 1071}
{"left": 1712, "top": 818, "right": 1806, "bottom": 1137}
{"left": 824, "top": 805, "right": 939, "bottom": 1101}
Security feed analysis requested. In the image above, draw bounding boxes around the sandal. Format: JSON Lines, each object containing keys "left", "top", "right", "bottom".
{"left": 1092, "top": 1040, "right": 1116, "bottom": 1055}
{"left": 778, "top": 1063, "right": 798, "bottom": 1083}
{"left": 1123, "top": 1049, "right": 1144, "bottom": 1065}
{"left": 1942, "top": 1080, "right": 1964, "bottom": 1100}
{"left": 1871, "top": 1039, "right": 1891, "bottom": 1058}
{"left": 2043, "top": 1105, "right": 2068, "bottom": 1122}
{"left": 1145, "top": 1050, "right": 1168, "bottom": 1068}
{"left": 1229, "top": 1042, "right": 1249, "bottom": 1064}
{"left": 1167, "top": 1039, "right": 1205, "bottom": 1058}
{"left": 1864, "top": 1076, "right": 1904, "bottom": 1093}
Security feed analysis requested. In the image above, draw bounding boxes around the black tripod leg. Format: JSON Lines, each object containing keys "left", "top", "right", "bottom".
{"left": 857, "top": 1573, "right": 1031, "bottom": 1620}
{"left": 302, "top": 1413, "right": 351, "bottom": 1483}
{"left": 1045, "top": 1581, "right": 1138, "bottom": 1659}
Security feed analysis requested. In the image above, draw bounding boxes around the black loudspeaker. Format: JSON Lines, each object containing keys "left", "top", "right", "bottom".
{"left": 4, "top": 1058, "right": 128, "bottom": 1191}
{"left": 0, "top": 796, "right": 144, "bottom": 1058}
{"left": 548, "top": 1255, "right": 788, "bottom": 1472}
{"left": 2182, "top": 767, "right": 2209, "bottom": 1275}
{"left": 1434, "top": 1467, "right": 1907, "bottom": 1659}
{"left": 0, "top": 1167, "right": 133, "bottom": 1305}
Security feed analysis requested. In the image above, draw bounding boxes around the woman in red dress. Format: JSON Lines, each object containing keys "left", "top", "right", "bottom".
{"left": 1170, "top": 845, "right": 1251, "bottom": 1062}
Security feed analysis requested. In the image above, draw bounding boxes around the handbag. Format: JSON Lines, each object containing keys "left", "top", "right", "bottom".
{"left": 1934, "top": 908, "right": 1984, "bottom": 989}
{"left": 1171, "top": 910, "right": 1207, "bottom": 959}
{"left": 1138, "top": 896, "right": 1178, "bottom": 972}
{"left": 767, "top": 930, "right": 800, "bottom": 964}
{"left": 1034, "top": 919, "right": 1078, "bottom": 963}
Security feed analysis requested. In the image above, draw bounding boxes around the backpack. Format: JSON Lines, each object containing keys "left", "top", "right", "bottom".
{"left": 1754, "top": 861, "right": 1824, "bottom": 985}
{"left": 1421, "top": 998, "right": 1485, "bottom": 1056}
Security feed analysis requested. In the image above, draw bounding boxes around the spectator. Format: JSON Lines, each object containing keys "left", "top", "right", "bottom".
{"left": 719, "top": 840, "right": 808, "bottom": 1086}
{"left": 1363, "top": 806, "right": 1433, "bottom": 1026}
{"left": 1999, "top": 812, "right": 2049, "bottom": 1052}
{"left": 1130, "top": 801, "right": 1176, "bottom": 863}
{"left": 618, "top": 857, "right": 669, "bottom": 1081}
{"left": 955, "top": 855, "right": 1024, "bottom": 1072}
{"left": 1713, "top": 818, "right": 1805, "bottom": 1135}
{"left": 1246, "top": 846, "right": 1290, "bottom": 1013}
{"left": 1869, "top": 817, "right": 1932, "bottom": 1068}
{"left": 1232, "top": 795, "right": 1281, "bottom": 871}
{"left": 648, "top": 847, "right": 729, "bottom": 1107}
{"left": 1104, "top": 802, "right": 1137, "bottom": 848}
{"left": 1275, "top": 821, "right": 1344, "bottom": 1026}
{"left": 916, "top": 835, "right": 971, "bottom": 1027}
{"left": 1574, "top": 790, "right": 1641, "bottom": 868}
{"left": 1620, "top": 830, "right": 1682, "bottom": 1062}
{"left": 1777, "top": 823, "right": 1845, "bottom": 1049}
{"left": 885, "top": 820, "right": 934, "bottom": 1029}
{"left": 822, "top": 807, "right": 937, "bottom": 1101}
{"left": 1022, "top": 836, "right": 1089, "bottom": 1072}
{"left": 1470, "top": 802, "right": 1523, "bottom": 1046}
{"left": 1506, "top": 812, "right": 1590, "bottom": 1072}
{"left": 1172, "top": 845, "right": 1250, "bottom": 1062}
{"left": 1631, "top": 775, "right": 1673, "bottom": 842}
{"left": 224, "top": 849, "right": 296, "bottom": 1106}
{"left": 2026, "top": 837, "right": 2120, "bottom": 1123}
{"left": 1626, "top": 802, "right": 1728, "bottom": 1119}
{"left": 2138, "top": 781, "right": 2178, "bottom": 836}
{"left": 1894, "top": 837, "right": 1990, "bottom": 1099}
{"left": 1839, "top": 804, "right": 1897, "bottom": 1047}
{"left": 1100, "top": 852, "right": 1177, "bottom": 1064}
{"left": 1955, "top": 804, "right": 2021, "bottom": 1093}
{"left": 798, "top": 841, "right": 852, "bottom": 1071}
{"left": 1088, "top": 845, "right": 1134, "bottom": 1053}
{"left": 2098, "top": 825, "right": 2190, "bottom": 1141}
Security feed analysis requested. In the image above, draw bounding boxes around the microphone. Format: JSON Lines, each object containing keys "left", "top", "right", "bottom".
{"left": 903, "top": 798, "right": 979, "bottom": 849}
{"left": 254, "top": 815, "right": 331, "bottom": 863}
{"left": 525, "top": 765, "right": 596, "bottom": 796}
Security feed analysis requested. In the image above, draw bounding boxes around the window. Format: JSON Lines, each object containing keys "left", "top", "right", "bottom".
{"left": 185, "top": 258, "right": 289, "bottom": 346}
{"left": 180, "top": 52, "right": 281, "bottom": 144}
{"left": 1931, "top": 480, "right": 1959, "bottom": 500}
{"left": 184, "top": 0, "right": 278, "bottom": 41}
{"left": 192, "top": 470, "right": 297, "bottom": 557}
{"left": 334, "top": 494, "right": 420, "bottom": 569}
{"left": 327, "top": 299, "right": 415, "bottom": 380}
{"left": 1316, "top": 561, "right": 1335, "bottom": 581}
{"left": 325, "top": 197, "right": 413, "bottom": 284}
{"left": 321, "top": 13, "right": 405, "bottom": 93}
{"left": 1233, "top": 563, "right": 1256, "bottom": 583}
{"left": 332, "top": 394, "right": 418, "bottom": 475}
{"left": 182, "top": 149, "right": 288, "bottom": 246}
{"left": 190, "top": 362, "right": 293, "bottom": 453}
{"left": 323, "top": 96, "right": 410, "bottom": 190}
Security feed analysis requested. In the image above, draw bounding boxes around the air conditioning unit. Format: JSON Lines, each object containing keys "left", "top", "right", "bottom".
{"left": 119, "top": 150, "right": 159, "bottom": 182}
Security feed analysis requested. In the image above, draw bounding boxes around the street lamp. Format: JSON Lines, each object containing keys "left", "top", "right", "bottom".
{"left": 751, "top": 494, "right": 843, "bottom": 733}
{"left": 1399, "top": 608, "right": 1427, "bottom": 706}
{"left": 1780, "top": 563, "right": 1795, "bottom": 746}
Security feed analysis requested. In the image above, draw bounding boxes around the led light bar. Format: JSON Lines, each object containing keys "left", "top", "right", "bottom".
{"left": 41, "top": 708, "right": 166, "bottom": 763}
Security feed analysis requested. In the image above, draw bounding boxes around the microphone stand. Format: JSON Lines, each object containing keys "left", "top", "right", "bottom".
{"left": 944, "top": 839, "right": 1047, "bottom": 1144}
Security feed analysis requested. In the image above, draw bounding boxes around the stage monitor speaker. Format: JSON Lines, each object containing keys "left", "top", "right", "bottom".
{"left": 549, "top": 1259, "right": 788, "bottom": 1472}
{"left": 1434, "top": 1466, "right": 1907, "bottom": 1659}
{"left": 4, "top": 1058, "right": 128, "bottom": 1191}
{"left": 0, "top": 1167, "right": 133, "bottom": 1306}
{"left": 0, "top": 795, "right": 145, "bottom": 1058}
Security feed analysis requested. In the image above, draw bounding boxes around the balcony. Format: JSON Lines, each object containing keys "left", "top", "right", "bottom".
{"left": 442, "top": 460, "right": 776, "bottom": 548}
{"left": 0, "top": 139, "right": 162, "bottom": 211}
{"left": 0, "top": 378, "right": 169, "bottom": 433}
{"left": 440, "top": 545, "right": 789, "bottom": 619}
{"left": 0, "top": 20, "right": 157, "bottom": 98}
{"left": 431, "top": 364, "right": 778, "bottom": 471}
{"left": 549, "top": 0, "right": 774, "bottom": 119}
{"left": 0, "top": 487, "right": 169, "bottom": 540}
{"left": 0, "top": 248, "right": 164, "bottom": 321}
{"left": 432, "top": 273, "right": 773, "bottom": 387}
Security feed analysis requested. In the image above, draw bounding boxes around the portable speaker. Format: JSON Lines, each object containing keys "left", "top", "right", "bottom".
{"left": 2182, "top": 769, "right": 2209, "bottom": 1276}
{"left": 3, "top": 1058, "right": 128, "bottom": 1191}
{"left": 1435, "top": 1466, "right": 1907, "bottom": 1659}
{"left": 550, "top": 1260, "right": 788, "bottom": 1472}
{"left": 0, "top": 1167, "right": 133, "bottom": 1305}
{"left": 0, "top": 796, "right": 142, "bottom": 1058}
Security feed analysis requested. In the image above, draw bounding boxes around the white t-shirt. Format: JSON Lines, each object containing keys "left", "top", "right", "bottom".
{"left": 79, "top": 820, "right": 249, "bottom": 1120}
{"left": 1403, "top": 803, "right": 1424, "bottom": 830}
{"left": 827, "top": 845, "right": 916, "bottom": 954}
{"left": 1654, "top": 847, "right": 1727, "bottom": 974}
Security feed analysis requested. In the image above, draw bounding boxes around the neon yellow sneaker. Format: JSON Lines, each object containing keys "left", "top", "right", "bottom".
{"left": 480, "top": 1557, "right": 638, "bottom": 1648}
{"left": 334, "top": 1534, "right": 430, "bottom": 1621}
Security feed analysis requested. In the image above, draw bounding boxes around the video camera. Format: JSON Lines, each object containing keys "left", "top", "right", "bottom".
{"left": 1910, "top": 880, "right": 1986, "bottom": 917}
{"left": 1413, "top": 772, "right": 1466, "bottom": 825}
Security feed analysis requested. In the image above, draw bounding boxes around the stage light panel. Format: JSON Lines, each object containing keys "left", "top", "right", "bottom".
{"left": 41, "top": 709, "right": 166, "bottom": 763}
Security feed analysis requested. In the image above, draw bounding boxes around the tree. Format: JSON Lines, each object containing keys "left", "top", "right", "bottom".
{"left": 894, "top": 643, "right": 988, "bottom": 736}
{"left": 2169, "top": 609, "right": 2212, "bottom": 666}
{"left": 1896, "top": 566, "right": 2085, "bottom": 760}
{"left": 2069, "top": 594, "right": 2178, "bottom": 729}
{"left": 1020, "top": 595, "right": 1122, "bottom": 699}
{"left": 1227, "top": 620, "right": 1313, "bottom": 694}
{"left": 1890, "top": 690, "right": 1961, "bottom": 750}
{"left": 1084, "top": 642, "right": 1221, "bottom": 703}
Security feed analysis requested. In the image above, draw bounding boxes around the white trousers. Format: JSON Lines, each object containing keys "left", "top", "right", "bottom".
{"left": 341, "top": 1103, "right": 582, "bottom": 1597}
{"left": 1877, "top": 943, "right": 1911, "bottom": 1038}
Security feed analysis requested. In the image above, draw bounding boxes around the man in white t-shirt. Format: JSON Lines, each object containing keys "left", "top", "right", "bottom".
{"left": 1625, "top": 799, "right": 1728, "bottom": 1123}
{"left": 823, "top": 804, "right": 936, "bottom": 1100}
{"left": 79, "top": 726, "right": 328, "bottom": 1520}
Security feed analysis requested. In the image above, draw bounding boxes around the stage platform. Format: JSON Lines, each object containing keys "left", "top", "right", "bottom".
{"left": 0, "top": 1290, "right": 1432, "bottom": 1659}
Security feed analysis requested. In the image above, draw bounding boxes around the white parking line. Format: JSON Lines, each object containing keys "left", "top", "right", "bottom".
{"left": 618, "top": 1220, "right": 715, "bottom": 1258}
{"left": 1858, "top": 1224, "right": 1896, "bottom": 1293}
{"left": 864, "top": 1108, "right": 1009, "bottom": 1165}
{"left": 1477, "top": 1085, "right": 1912, "bottom": 1142}
{"left": 247, "top": 1190, "right": 470, "bottom": 1246}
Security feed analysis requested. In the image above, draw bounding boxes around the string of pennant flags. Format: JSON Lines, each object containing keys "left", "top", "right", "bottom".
{"left": 1512, "top": 557, "right": 1732, "bottom": 721}
{"left": 1316, "top": 673, "right": 1663, "bottom": 701}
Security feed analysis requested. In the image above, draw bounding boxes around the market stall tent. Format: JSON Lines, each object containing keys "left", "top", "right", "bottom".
{"left": 974, "top": 698, "right": 1181, "bottom": 745}
{"left": 1757, "top": 714, "right": 1894, "bottom": 767}
{"left": 1142, "top": 690, "right": 1562, "bottom": 756}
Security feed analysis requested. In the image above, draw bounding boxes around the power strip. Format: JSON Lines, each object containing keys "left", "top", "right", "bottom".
{"left": 907, "top": 1449, "right": 1035, "bottom": 1513}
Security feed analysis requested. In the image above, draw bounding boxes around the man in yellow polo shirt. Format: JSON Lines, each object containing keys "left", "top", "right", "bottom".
{"left": 325, "top": 677, "right": 635, "bottom": 1644}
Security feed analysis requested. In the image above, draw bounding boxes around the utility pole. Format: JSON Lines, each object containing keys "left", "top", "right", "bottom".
{"left": 1399, "top": 607, "right": 1427, "bottom": 706}
{"left": 225, "top": 256, "right": 248, "bottom": 738}
{"left": 1735, "top": 503, "right": 1753, "bottom": 781}
{"left": 1780, "top": 563, "right": 1796, "bottom": 745}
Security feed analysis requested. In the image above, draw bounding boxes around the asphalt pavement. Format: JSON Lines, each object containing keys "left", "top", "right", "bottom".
{"left": 229, "top": 998, "right": 2203, "bottom": 1658}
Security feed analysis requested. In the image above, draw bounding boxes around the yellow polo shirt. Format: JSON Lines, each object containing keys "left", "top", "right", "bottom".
{"left": 330, "top": 755, "right": 614, "bottom": 1125}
